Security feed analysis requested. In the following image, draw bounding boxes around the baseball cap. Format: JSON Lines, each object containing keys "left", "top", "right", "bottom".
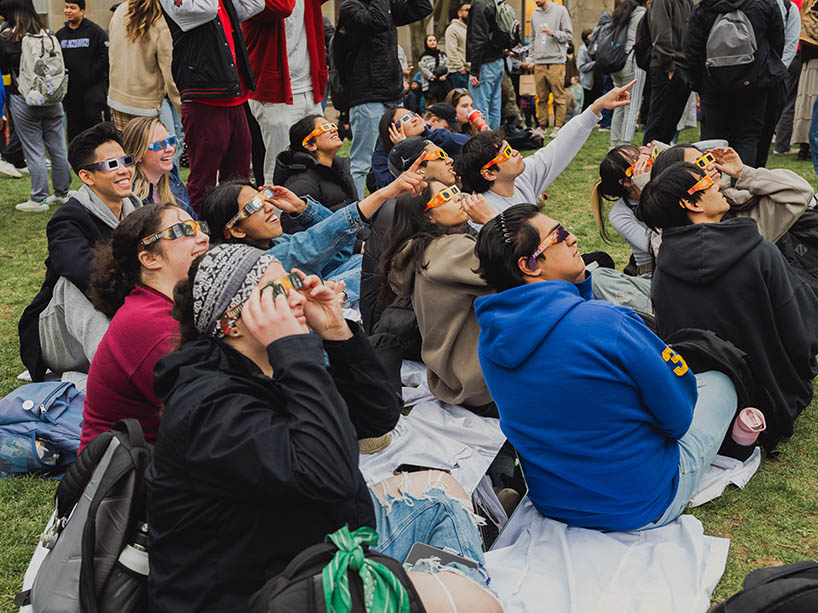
{"left": 388, "top": 137, "right": 432, "bottom": 177}
{"left": 426, "top": 103, "right": 458, "bottom": 126}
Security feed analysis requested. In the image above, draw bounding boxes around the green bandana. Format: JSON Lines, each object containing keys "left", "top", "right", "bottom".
{"left": 322, "top": 525, "right": 411, "bottom": 613}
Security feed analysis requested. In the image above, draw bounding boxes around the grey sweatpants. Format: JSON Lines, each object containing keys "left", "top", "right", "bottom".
{"left": 38, "top": 277, "right": 109, "bottom": 374}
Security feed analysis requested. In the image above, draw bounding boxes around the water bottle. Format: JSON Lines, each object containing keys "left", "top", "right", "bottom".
{"left": 98, "top": 522, "right": 149, "bottom": 612}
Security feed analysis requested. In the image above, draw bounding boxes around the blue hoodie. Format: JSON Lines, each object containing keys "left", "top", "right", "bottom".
{"left": 474, "top": 275, "right": 698, "bottom": 531}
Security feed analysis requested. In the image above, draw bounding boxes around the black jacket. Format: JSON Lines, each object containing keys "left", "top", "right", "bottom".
{"left": 335, "top": 0, "right": 432, "bottom": 108}
{"left": 273, "top": 151, "right": 357, "bottom": 216}
{"left": 686, "top": 0, "right": 786, "bottom": 92}
{"left": 0, "top": 25, "right": 22, "bottom": 95}
{"left": 652, "top": 217, "right": 818, "bottom": 447}
{"left": 55, "top": 18, "right": 108, "bottom": 91}
{"left": 146, "top": 324, "right": 400, "bottom": 612}
{"left": 18, "top": 198, "right": 113, "bottom": 381}
{"left": 466, "top": 0, "right": 506, "bottom": 77}
{"left": 161, "top": 0, "right": 255, "bottom": 101}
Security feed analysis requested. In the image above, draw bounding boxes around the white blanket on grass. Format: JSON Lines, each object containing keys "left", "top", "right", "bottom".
{"left": 486, "top": 499, "right": 730, "bottom": 613}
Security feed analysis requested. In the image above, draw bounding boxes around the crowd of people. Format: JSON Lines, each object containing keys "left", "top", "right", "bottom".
{"left": 2, "top": 0, "right": 818, "bottom": 609}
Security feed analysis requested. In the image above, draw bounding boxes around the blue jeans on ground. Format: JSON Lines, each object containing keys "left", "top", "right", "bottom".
{"left": 643, "top": 371, "right": 737, "bottom": 529}
{"left": 449, "top": 72, "right": 469, "bottom": 90}
{"left": 350, "top": 101, "right": 398, "bottom": 198}
{"left": 370, "top": 477, "right": 493, "bottom": 593}
{"left": 9, "top": 95, "right": 71, "bottom": 202}
{"left": 469, "top": 58, "right": 504, "bottom": 129}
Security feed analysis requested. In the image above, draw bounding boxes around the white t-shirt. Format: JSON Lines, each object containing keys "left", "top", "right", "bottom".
{"left": 285, "top": 0, "right": 312, "bottom": 96}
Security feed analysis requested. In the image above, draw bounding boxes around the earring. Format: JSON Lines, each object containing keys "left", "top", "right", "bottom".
{"left": 230, "top": 329, "right": 239, "bottom": 337}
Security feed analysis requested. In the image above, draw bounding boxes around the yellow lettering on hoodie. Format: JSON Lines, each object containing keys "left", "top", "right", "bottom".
{"left": 662, "top": 346, "right": 689, "bottom": 376}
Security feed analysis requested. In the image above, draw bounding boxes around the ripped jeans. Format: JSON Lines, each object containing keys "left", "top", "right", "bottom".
{"left": 369, "top": 472, "right": 493, "bottom": 594}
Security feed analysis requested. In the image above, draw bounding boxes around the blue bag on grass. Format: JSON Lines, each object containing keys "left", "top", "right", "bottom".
{"left": 0, "top": 381, "right": 84, "bottom": 477}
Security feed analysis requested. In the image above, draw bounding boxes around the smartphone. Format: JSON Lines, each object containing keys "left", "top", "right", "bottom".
{"left": 404, "top": 542, "right": 480, "bottom": 570}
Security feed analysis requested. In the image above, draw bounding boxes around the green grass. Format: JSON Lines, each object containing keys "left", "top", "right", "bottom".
{"left": 0, "top": 128, "right": 816, "bottom": 609}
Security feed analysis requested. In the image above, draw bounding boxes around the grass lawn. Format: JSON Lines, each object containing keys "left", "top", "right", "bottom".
{"left": 0, "top": 127, "right": 816, "bottom": 610}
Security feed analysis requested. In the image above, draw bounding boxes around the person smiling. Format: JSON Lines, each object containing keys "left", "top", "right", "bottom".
{"left": 122, "top": 116, "right": 196, "bottom": 219}
{"left": 80, "top": 203, "right": 209, "bottom": 449}
{"left": 18, "top": 123, "right": 144, "bottom": 381}
{"left": 472, "top": 203, "right": 739, "bottom": 531}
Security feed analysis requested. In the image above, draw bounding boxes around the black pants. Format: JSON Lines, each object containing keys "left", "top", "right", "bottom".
{"left": 756, "top": 80, "right": 786, "bottom": 167}
{"left": 700, "top": 87, "right": 768, "bottom": 166}
{"left": 643, "top": 66, "right": 691, "bottom": 145}
{"left": 244, "top": 102, "right": 266, "bottom": 187}
{"left": 774, "top": 54, "right": 803, "bottom": 154}
{"left": 63, "top": 85, "right": 106, "bottom": 143}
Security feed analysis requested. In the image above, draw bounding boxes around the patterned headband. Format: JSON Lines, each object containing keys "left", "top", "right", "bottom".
{"left": 192, "top": 244, "right": 279, "bottom": 338}
{"left": 498, "top": 210, "right": 513, "bottom": 244}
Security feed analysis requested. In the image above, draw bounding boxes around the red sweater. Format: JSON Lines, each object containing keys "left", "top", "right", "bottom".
{"left": 80, "top": 285, "right": 177, "bottom": 450}
{"left": 242, "top": 0, "right": 328, "bottom": 104}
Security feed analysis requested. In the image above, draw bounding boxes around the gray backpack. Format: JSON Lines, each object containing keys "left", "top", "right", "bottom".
{"left": 14, "top": 420, "right": 152, "bottom": 613}
{"left": 17, "top": 29, "right": 68, "bottom": 106}
{"left": 493, "top": 0, "right": 522, "bottom": 49}
{"left": 705, "top": 8, "right": 758, "bottom": 88}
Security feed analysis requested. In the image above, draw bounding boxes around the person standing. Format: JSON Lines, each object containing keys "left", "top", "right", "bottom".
{"left": 159, "top": 0, "right": 264, "bottom": 215}
{"left": 466, "top": 0, "right": 508, "bottom": 129}
{"left": 335, "top": 0, "right": 432, "bottom": 199}
{"left": 56, "top": 0, "right": 109, "bottom": 142}
{"left": 242, "top": 0, "right": 329, "bottom": 184}
{"left": 529, "top": 0, "right": 572, "bottom": 137}
{"left": 445, "top": 1, "right": 470, "bottom": 90}
{"left": 418, "top": 34, "right": 451, "bottom": 104}
{"left": 609, "top": 0, "right": 647, "bottom": 147}
{"left": 642, "top": 0, "right": 693, "bottom": 144}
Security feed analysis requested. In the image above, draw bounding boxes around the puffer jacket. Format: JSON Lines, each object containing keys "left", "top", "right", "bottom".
{"left": 335, "top": 0, "right": 432, "bottom": 108}
{"left": 273, "top": 150, "right": 357, "bottom": 213}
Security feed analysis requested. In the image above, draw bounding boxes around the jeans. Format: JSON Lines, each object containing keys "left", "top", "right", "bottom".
{"left": 370, "top": 476, "right": 493, "bottom": 594}
{"left": 469, "top": 57, "right": 504, "bottom": 129}
{"left": 643, "top": 66, "right": 691, "bottom": 145}
{"left": 9, "top": 95, "right": 71, "bottom": 202}
{"left": 700, "top": 87, "right": 768, "bottom": 167}
{"left": 643, "top": 371, "right": 737, "bottom": 529}
{"left": 159, "top": 98, "right": 184, "bottom": 168}
{"left": 774, "top": 54, "right": 802, "bottom": 154}
{"left": 350, "top": 101, "right": 397, "bottom": 199}
{"left": 449, "top": 71, "right": 469, "bottom": 90}
{"left": 249, "top": 91, "right": 322, "bottom": 184}
{"left": 611, "top": 64, "right": 636, "bottom": 146}
{"left": 325, "top": 253, "right": 362, "bottom": 302}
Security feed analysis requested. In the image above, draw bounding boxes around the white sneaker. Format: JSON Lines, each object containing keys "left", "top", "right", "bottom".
{"left": 0, "top": 159, "right": 22, "bottom": 178}
{"left": 550, "top": 127, "right": 561, "bottom": 138}
{"left": 15, "top": 199, "right": 49, "bottom": 212}
{"left": 17, "top": 165, "right": 30, "bottom": 175}
{"left": 46, "top": 194, "right": 67, "bottom": 206}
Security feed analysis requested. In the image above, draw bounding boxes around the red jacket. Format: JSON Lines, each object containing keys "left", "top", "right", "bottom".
{"left": 242, "top": 0, "right": 329, "bottom": 104}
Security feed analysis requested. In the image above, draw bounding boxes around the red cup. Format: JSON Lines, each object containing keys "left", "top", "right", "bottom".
{"left": 468, "top": 110, "right": 488, "bottom": 132}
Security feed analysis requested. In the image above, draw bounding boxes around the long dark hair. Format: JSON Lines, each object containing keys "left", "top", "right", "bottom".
{"left": 171, "top": 253, "right": 205, "bottom": 346}
{"left": 289, "top": 114, "right": 323, "bottom": 156}
{"left": 89, "top": 203, "right": 178, "bottom": 318}
{"left": 611, "top": 0, "right": 645, "bottom": 29}
{"left": 0, "top": 0, "right": 44, "bottom": 42}
{"left": 378, "top": 107, "right": 406, "bottom": 155}
{"left": 591, "top": 145, "right": 638, "bottom": 242}
{"left": 200, "top": 179, "right": 257, "bottom": 246}
{"left": 651, "top": 144, "right": 695, "bottom": 177}
{"left": 475, "top": 204, "right": 541, "bottom": 292}
{"left": 378, "top": 184, "right": 452, "bottom": 304}
{"left": 638, "top": 162, "right": 703, "bottom": 231}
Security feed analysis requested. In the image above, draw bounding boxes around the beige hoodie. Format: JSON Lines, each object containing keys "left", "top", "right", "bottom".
{"left": 388, "top": 233, "right": 494, "bottom": 407}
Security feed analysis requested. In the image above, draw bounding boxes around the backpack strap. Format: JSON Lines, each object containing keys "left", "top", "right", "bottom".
{"left": 54, "top": 431, "right": 115, "bottom": 521}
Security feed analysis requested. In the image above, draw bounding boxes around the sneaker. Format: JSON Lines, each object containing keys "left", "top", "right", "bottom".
{"left": 598, "top": 126, "right": 611, "bottom": 132}
{"left": 549, "top": 126, "right": 561, "bottom": 138}
{"left": 46, "top": 194, "right": 67, "bottom": 206}
{"left": 0, "top": 159, "right": 22, "bottom": 178}
{"left": 16, "top": 165, "right": 30, "bottom": 175}
{"left": 15, "top": 199, "right": 49, "bottom": 212}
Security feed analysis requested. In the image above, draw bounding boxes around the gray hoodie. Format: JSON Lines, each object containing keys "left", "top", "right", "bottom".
{"left": 68, "top": 184, "right": 143, "bottom": 230}
{"left": 529, "top": 2, "right": 573, "bottom": 64}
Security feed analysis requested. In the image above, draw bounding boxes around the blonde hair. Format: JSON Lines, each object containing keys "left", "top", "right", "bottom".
{"left": 590, "top": 180, "right": 611, "bottom": 242}
{"left": 125, "top": 0, "right": 163, "bottom": 42}
{"left": 122, "top": 116, "right": 176, "bottom": 206}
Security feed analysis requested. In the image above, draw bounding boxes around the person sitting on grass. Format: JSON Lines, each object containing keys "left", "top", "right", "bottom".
{"left": 640, "top": 161, "right": 818, "bottom": 450}
{"left": 454, "top": 81, "right": 635, "bottom": 217}
{"left": 146, "top": 244, "right": 501, "bottom": 612}
{"left": 18, "top": 122, "right": 143, "bottom": 381}
{"left": 472, "top": 203, "right": 739, "bottom": 531}
{"left": 121, "top": 116, "right": 196, "bottom": 219}
{"left": 79, "top": 203, "right": 209, "bottom": 450}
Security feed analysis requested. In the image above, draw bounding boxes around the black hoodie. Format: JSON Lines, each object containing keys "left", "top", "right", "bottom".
{"left": 55, "top": 18, "right": 108, "bottom": 91}
{"left": 652, "top": 217, "right": 818, "bottom": 447}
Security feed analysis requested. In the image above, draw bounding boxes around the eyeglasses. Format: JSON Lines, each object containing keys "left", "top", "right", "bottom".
{"left": 694, "top": 152, "right": 716, "bottom": 169}
{"left": 452, "top": 88, "right": 469, "bottom": 95}
{"left": 528, "top": 224, "right": 571, "bottom": 268}
{"left": 394, "top": 112, "right": 417, "bottom": 128}
{"left": 147, "top": 135, "right": 177, "bottom": 151}
{"left": 219, "top": 272, "right": 305, "bottom": 335}
{"left": 687, "top": 174, "right": 715, "bottom": 196}
{"left": 80, "top": 154, "right": 136, "bottom": 172}
{"left": 301, "top": 122, "right": 337, "bottom": 147}
{"left": 425, "top": 185, "right": 461, "bottom": 211}
{"left": 481, "top": 143, "right": 514, "bottom": 172}
{"left": 140, "top": 220, "right": 210, "bottom": 247}
{"left": 224, "top": 187, "right": 276, "bottom": 238}
{"left": 422, "top": 148, "right": 448, "bottom": 162}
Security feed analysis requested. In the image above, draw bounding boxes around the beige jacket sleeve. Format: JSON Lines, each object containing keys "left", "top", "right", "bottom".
{"left": 156, "top": 18, "right": 181, "bottom": 111}
{"left": 725, "top": 165, "right": 814, "bottom": 243}
{"left": 445, "top": 23, "right": 467, "bottom": 73}
{"left": 424, "top": 234, "right": 490, "bottom": 293}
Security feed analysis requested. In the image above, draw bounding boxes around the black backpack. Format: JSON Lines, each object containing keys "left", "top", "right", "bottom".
{"left": 15, "top": 419, "right": 153, "bottom": 613}
{"left": 595, "top": 22, "right": 630, "bottom": 73}
{"left": 776, "top": 206, "right": 818, "bottom": 297}
{"left": 633, "top": 13, "right": 652, "bottom": 71}
{"left": 711, "top": 561, "right": 818, "bottom": 612}
{"left": 328, "top": 29, "right": 350, "bottom": 113}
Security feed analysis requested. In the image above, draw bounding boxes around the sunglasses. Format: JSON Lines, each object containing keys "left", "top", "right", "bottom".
{"left": 394, "top": 112, "right": 418, "bottom": 128}
{"left": 528, "top": 224, "right": 571, "bottom": 268}
{"left": 301, "top": 122, "right": 337, "bottom": 147}
{"left": 425, "top": 185, "right": 461, "bottom": 211}
{"left": 219, "top": 272, "right": 305, "bottom": 335}
{"left": 140, "top": 220, "right": 210, "bottom": 247}
{"left": 224, "top": 187, "right": 276, "bottom": 238}
{"left": 694, "top": 152, "right": 716, "bottom": 169}
{"left": 481, "top": 143, "right": 514, "bottom": 172}
{"left": 80, "top": 154, "right": 136, "bottom": 172}
{"left": 687, "top": 174, "right": 715, "bottom": 196}
{"left": 422, "top": 148, "right": 448, "bottom": 162}
{"left": 147, "top": 135, "right": 177, "bottom": 151}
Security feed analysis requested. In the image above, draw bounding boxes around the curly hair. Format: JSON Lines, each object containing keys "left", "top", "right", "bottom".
{"left": 125, "top": 0, "right": 163, "bottom": 42}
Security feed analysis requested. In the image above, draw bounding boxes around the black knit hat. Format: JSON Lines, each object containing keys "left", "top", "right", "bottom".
{"left": 388, "top": 137, "right": 431, "bottom": 177}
